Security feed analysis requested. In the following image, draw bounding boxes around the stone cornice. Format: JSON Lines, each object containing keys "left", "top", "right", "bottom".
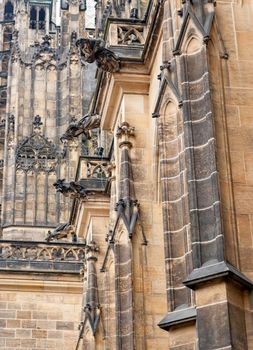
{"left": 184, "top": 261, "right": 253, "bottom": 290}
{"left": 158, "top": 307, "right": 197, "bottom": 331}
{"left": 0, "top": 277, "right": 83, "bottom": 293}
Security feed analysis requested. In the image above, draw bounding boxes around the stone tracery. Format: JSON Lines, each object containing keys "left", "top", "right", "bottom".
{"left": 16, "top": 116, "right": 60, "bottom": 172}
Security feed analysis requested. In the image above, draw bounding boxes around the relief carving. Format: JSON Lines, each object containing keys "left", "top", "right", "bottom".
{"left": 16, "top": 116, "right": 60, "bottom": 172}
{"left": 118, "top": 26, "right": 145, "bottom": 45}
{"left": 0, "top": 241, "right": 85, "bottom": 262}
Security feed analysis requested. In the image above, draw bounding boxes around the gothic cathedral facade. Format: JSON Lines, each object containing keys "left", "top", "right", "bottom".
{"left": 0, "top": 0, "right": 253, "bottom": 349}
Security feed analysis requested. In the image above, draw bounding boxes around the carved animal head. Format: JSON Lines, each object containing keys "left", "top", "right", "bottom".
{"left": 53, "top": 179, "right": 66, "bottom": 192}
{"left": 76, "top": 37, "right": 120, "bottom": 72}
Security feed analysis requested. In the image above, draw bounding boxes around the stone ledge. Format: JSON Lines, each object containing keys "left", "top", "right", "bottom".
{"left": 0, "top": 277, "right": 83, "bottom": 293}
{"left": 158, "top": 307, "right": 196, "bottom": 331}
{"left": 0, "top": 240, "right": 86, "bottom": 274}
{"left": 0, "top": 260, "right": 83, "bottom": 274}
{"left": 183, "top": 261, "right": 253, "bottom": 290}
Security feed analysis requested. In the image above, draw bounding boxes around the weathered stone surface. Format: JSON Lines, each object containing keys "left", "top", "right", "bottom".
{"left": 1, "top": 0, "right": 253, "bottom": 350}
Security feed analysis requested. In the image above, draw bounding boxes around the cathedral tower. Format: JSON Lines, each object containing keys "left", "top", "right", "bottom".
{"left": 0, "top": 0, "right": 89, "bottom": 240}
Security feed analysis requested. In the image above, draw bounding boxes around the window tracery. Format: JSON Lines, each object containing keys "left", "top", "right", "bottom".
{"left": 16, "top": 116, "right": 59, "bottom": 172}
{"left": 29, "top": 7, "right": 46, "bottom": 31}
{"left": 4, "top": 1, "right": 14, "bottom": 21}
{"left": 29, "top": 7, "right": 37, "bottom": 29}
{"left": 3, "top": 26, "right": 12, "bottom": 51}
{"left": 38, "top": 8, "right": 46, "bottom": 30}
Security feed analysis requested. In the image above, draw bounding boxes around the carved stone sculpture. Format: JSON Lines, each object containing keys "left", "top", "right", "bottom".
{"left": 46, "top": 222, "right": 76, "bottom": 242}
{"left": 76, "top": 38, "right": 120, "bottom": 72}
{"left": 53, "top": 179, "right": 87, "bottom": 198}
{"left": 60, "top": 113, "right": 101, "bottom": 141}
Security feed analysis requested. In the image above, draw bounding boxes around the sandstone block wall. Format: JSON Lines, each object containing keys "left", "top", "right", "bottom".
{"left": 0, "top": 290, "right": 82, "bottom": 349}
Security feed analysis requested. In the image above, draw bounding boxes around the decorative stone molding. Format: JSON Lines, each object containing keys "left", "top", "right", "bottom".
{"left": 116, "top": 122, "right": 135, "bottom": 138}
{"left": 86, "top": 159, "right": 111, "bottom": 179}
{"left": 16, "top": 116, "right": 60, "bottom": 172}
{"left": 116, "top": 121, "right": 135, "bottom": 148}
{"left": 33, "top": 35, "right": 57, "bottom": 70}
{"left": 7, "top": 114, "right": 15, "bottom": 150}
{"left": 117, "top": 25, "right": 145, "bottom": 45}
{"left": 76, "top": 38, "right": 120, "bottom": 72}
{"left": 85, "top": 240, "right": 99, "bottom": 259}
{"left": 0, "top": 240, "right": 85, "bottom": 263}
{"left": 67, "top": 0, "right": 81, "bottom": 5}
{"left": 69, "top": 31, "right": 82, "bottom": 65}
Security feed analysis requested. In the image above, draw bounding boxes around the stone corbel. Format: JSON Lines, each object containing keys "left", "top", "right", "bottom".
{"left": 85, "top": 240, "right": 99, "bottom": 261}
{"left": 116, "top": 121, "right": 135, "bottom": 148}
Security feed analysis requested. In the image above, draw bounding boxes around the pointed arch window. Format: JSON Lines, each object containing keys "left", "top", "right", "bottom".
{"left": 29, "top": 7, "right": 37, "bottom": 29}
{"left": 3, "top": 26, "right": 12, "bottom": 51}
{"left": 0, "top": 90, "right": 7, "bottom": 107}
{"left": 29, "top": 7, "right": 46, "bottom": 31}
{"left": 4, "top": 1, "right": 14, "bottom": 21}
{"left": 38, "top": 8, "right": 46, "bottom": 30}
{"left": 2, "top": 56, "right": 9, "bottom": 72}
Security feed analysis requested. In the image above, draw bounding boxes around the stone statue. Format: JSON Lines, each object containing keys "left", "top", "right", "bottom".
{"left": 76, "top": 38, "right": 120, "bottom": 72}
{"left": 60, "top": 113, "right": 101, "bottom": 141}
{"left": 46, "top": 222, "right": 76, "bottom": 242}
{"left": 53, "top": 179, "right": 87, "bottom": 198}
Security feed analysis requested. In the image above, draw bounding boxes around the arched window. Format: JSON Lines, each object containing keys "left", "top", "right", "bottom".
{"left": 29, "top": 7, "right": 37, "bottom": 30}
{"left": 1, "top": 56, "right": 9, "bottom": 80}
{"left": 2, "top": 57, "right": 9, "bottom": 72}
{"left": 0, "top": 90, "right": 7, "bottom": 107}
{"left": 3, "top": 26, "right": 12, "bottom": 51}
{"left": 4, "top": 1, "right": 14, "bottom": 21}
{"left": 38, "top": 8, "right": 46, "bottom": 30}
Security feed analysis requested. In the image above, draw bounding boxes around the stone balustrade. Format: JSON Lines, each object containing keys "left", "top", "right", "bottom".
{"left": 0, "top": 240, "right": 86, "bottom": 274}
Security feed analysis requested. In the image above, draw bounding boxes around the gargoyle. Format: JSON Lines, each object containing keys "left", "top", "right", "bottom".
{"left": 76, "top": 38, "right": 120, "bottom": 73}
{"left": 46, "top": 222, "right": 76, "bottom": 242}
{"left": 60, "top": 113, "right": 101, "bottom": 142}
{"left": 53, "top": 179, "right": 87, "bottom": 198}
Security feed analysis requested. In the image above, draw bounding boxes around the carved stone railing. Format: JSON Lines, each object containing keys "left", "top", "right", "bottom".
{"left": 109, "top": 22, "right": 146, "bottom": 46}
{"left": 103, "top": 0, "right": 161, "bottom": 61}
{"left": 77, "top": 157, "right": 111, "bottom": 181}
{"left": 0, "top": 240, "right": 86, "bottom": 274}
{"left": 81, "top": 130, "right": 113, "bottom": 158}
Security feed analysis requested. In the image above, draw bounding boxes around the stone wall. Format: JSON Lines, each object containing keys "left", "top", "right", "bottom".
{"left": 0, "top": 287, "right": 82, "bottom": 349}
